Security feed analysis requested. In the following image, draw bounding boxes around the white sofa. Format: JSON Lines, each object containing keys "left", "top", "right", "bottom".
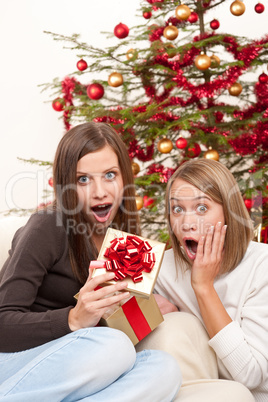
{"left": 0, "top": 216, "right": 255, "bottom": 401}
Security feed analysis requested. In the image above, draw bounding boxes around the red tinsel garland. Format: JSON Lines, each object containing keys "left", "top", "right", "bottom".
{"left": 145, "top": 30, "right": 268, "bottom": 104}
{"left": 146, "top": 0, "right": 164, "bottom": 3}
{"left": 60, "top": 23, "right": 268, "bottom": 168}
{"left": 146, "top": 163, "right": 176, "bottom": 183}
{"left": 94, "top": 114, "right": 154, "bottom": 162}
{"left": 138, "top": 28, "right": 268, "bottom": 166}
{"left": 61, "top": 76, "right": 81, "bottom": 131}
{"left": 146, "top": 0, "right": 165, "bottom": 11}
{"left": 229, "top": 120, "right": 268, "bottom": 156}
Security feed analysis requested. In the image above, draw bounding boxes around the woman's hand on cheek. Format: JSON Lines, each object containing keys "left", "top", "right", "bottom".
{"left": 154, "top": 294, "right": 179, "bottom": 315}
{"left": 68, "top": 270, "right": 130, "bottom": 331}
{"left": 191, "top": 222, "right": 227, "bottom": 293}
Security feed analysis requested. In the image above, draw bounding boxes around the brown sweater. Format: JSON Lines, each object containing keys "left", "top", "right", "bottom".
{"left": 0, "top": 210, "right": 81, "bottom": 352}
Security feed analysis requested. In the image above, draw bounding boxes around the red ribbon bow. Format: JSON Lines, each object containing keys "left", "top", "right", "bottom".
{"left": 102, "top": 235, "right": 156, "bottom": 283}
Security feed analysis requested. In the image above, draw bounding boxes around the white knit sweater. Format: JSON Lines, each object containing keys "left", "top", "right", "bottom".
{"left": 155, "top": 241, "right": 268, "bottom": 402}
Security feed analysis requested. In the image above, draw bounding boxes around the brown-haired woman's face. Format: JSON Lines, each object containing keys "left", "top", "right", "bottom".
{"left": 169, "top": 178, "right": 225, "bottom": 262}
{"left": 76, "top": 145, "right": 124, "bottom": 233}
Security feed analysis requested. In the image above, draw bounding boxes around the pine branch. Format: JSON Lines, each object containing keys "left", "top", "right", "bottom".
{"left": 17, "top": 158, "right": 53, "bottom": 167}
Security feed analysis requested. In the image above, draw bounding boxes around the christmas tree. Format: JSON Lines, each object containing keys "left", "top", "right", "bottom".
{"left": 43, "top": 0, "right": 268, "bottom": 243}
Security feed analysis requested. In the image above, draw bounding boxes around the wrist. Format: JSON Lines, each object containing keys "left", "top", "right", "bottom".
{"left": 68, "top": 308, "right": 80, "bottom": 332}
{"left": 192, "top": 282, "right": 215, "bottom": 299}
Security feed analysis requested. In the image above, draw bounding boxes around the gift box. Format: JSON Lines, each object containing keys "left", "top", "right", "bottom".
{"left": 91, "top": 228, "right": 166, "bottom": 298}
{"left": 73, "top": 290, "right": 164, "bottom": 345}
{"left": 99, "top": 293, "right": 163, "bottom": 345}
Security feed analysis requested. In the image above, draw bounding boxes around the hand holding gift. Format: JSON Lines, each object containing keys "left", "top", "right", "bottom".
{"left": 69, "top": 270, "right": 130, "bottom": 331}
{"left": 87, "top": 229, "right": 166, "bottom": 344}
{"left": 73, "top": 229, "right": 165, "bottom": 344}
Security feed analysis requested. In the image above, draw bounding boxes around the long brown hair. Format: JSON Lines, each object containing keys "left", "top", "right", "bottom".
{"left": 166, "top": 159, "right": 253, "bottom": 274}
{"left": 53, "top": 122, "right": 140, "bottom": 284}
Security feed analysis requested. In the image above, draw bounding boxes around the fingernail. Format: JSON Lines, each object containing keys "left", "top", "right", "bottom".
{"left": 108, "top": 272, "right": 116, "bottom": 278}
{"left": 210, "top": 225, "right": 214, "bottom": 232}
{"left": 223, "top": 225, "right": 227, "bottom": 231}
{"left": 217, "top": 222, "right": 222, "bottom": 228}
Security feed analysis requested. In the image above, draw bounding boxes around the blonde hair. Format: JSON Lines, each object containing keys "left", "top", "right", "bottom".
{"left": 166, "top": 159, "right": 253, "bottom": 274}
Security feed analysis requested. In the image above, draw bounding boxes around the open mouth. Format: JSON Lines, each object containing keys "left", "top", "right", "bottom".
{"left": 91, "top": 204, "right": 112, "bottom": 222}
{"left": 184, "top": 239, "right": 198, "bottom": 260}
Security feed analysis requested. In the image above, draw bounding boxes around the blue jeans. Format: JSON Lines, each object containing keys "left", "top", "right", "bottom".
{"left": 0, "top": 327, "right": 181, "bottom": 401}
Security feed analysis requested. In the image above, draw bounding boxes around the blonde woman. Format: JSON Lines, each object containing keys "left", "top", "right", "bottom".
{"left": 137, "top": 159, "right": 267, "bottom": 401}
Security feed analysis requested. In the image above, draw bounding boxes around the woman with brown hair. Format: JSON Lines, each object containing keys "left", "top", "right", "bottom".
{"left": 0, "top": 122, "right": 181, "bottom": 401}
{"left": 137, "top": 158, "right": 267, "bottom": 401}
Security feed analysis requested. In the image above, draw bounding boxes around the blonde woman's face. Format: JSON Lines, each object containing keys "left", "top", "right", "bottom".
{"left": 169, "top": 178, "right": 225, "bottom": 261}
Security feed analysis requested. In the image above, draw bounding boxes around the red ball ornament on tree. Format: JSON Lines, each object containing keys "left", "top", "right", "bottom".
{"left": 114, "top": 23, "right": 129, "bottom": 39}
{"left": 48, "top": 177, "right": 53, "bottom": 187}
{"left": 77, "top": 59, "right": 88, "bottom": 71}
{"left": 176, "top": 137, "right": 188, "bottom": 149}
{"left": 244, "top": 198, "right": 253, "bottom": 210}
{"left": 143, "top": 10, "right": 152, "bottom": 19}
{"left": 255, "top": 3, "right": 265, "bottom": 13}
{"left": 87, "top": 83, "right": 104, "bottom": 100}
{"left": 185, "top": 143, "right": 201, "bottom": 158}
{"left": 52, "top": 98, "right": 65, "bottom": 112}
{"left": 143, "top": 195, "right": 155, "bottom": 208}
{"left": 210, "top": 19, "right": 220, "bottom": 30}
{"left": 188, "top": 12, "right": 198, "bottom": 23}
{"left": 259, "top": 73, "right": 268, "bottom": 83}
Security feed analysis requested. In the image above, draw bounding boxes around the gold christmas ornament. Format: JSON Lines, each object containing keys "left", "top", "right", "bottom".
{"left": 210, "top": 54, "right": 220, "bottom": 68}
{"left": 165, "top": 43, "right": 177, "bottom": 58}
{"left": 132, "top": 162, "right": 140, "bottom": 176}
{"left": 230, "top": 0, "right": 245, "bottom": 16}
{"left": 157, "top": 138, "right": 173, "bottom": 153}
{"left": 135, "top": 195, "right": 144, "bottom": 210}
{"left": 175, "top": 4, "right": 191, "bottom": 20}
{"left": 108, "top": 72, "right": 124, "bottom": 87}
{"left": 204, "top": 147, "right": 219, "bottom": 161}
{"left": 126, "top": 48, "right": 138, "bottom": 60}
{"left": 163, "top": 24, "right": 179, "bottom": 41}
{"left": 194, "top": 52, "right": 211, "bottom": 70}
{"left": 228, "top": 82, "right": 243, "bottom": 96}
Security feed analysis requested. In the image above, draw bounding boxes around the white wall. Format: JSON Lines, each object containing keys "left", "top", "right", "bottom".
{"left": 0, "top": 0, "right": 266, "bottom": 214}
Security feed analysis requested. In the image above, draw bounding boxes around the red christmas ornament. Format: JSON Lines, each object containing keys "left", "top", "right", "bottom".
{"left": 87, "top": 83, "right": 104, "bottom": 100}
{"left": 188, "top": 12, "right": 198, "bottom": 23}
{"left": 210, "top": 19, "right": 220, "bottom": 30}
{"left": 114, "top": 23, "right": 129, "bottom": 39}
{"left": 143, "top": 195, "right": 155, "bottom": 208}
{"left": 259, "top": 73, "right": 268, "bottom": 83}
{"left": 185, "top": 143, "right": 201, "bottom": 158}
{"left": 255, "top": 3, "right": 265, "bottom": 13}
{"left": 48, "top": 177, "right": 53, "bottom": 187}
{"left": 52, "top": 98, "right": 65, "bottom": 112}
{"left": 244, "top": 198, "right": 253, "bottom": 210}
{"left": 143, "top": 10, "right": 152, "bottom": 19}
{"left": 175, "top": 137, "right": 188, "bottom": 149}
{"left": 76, "top": 59, "right": 88, "bottom": 71}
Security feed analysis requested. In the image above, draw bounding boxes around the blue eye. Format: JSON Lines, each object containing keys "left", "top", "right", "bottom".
{"left": 78, "top": 176, "right": 89, "bottom": 184}
{"left": 196, "top": 204, "right": 207, "bottom": 214}
{"left": 105, "top": 171, "right": 116, "bottom": 180}
{"left": 172, "top": 205, "right": 183, "bottom": 214}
